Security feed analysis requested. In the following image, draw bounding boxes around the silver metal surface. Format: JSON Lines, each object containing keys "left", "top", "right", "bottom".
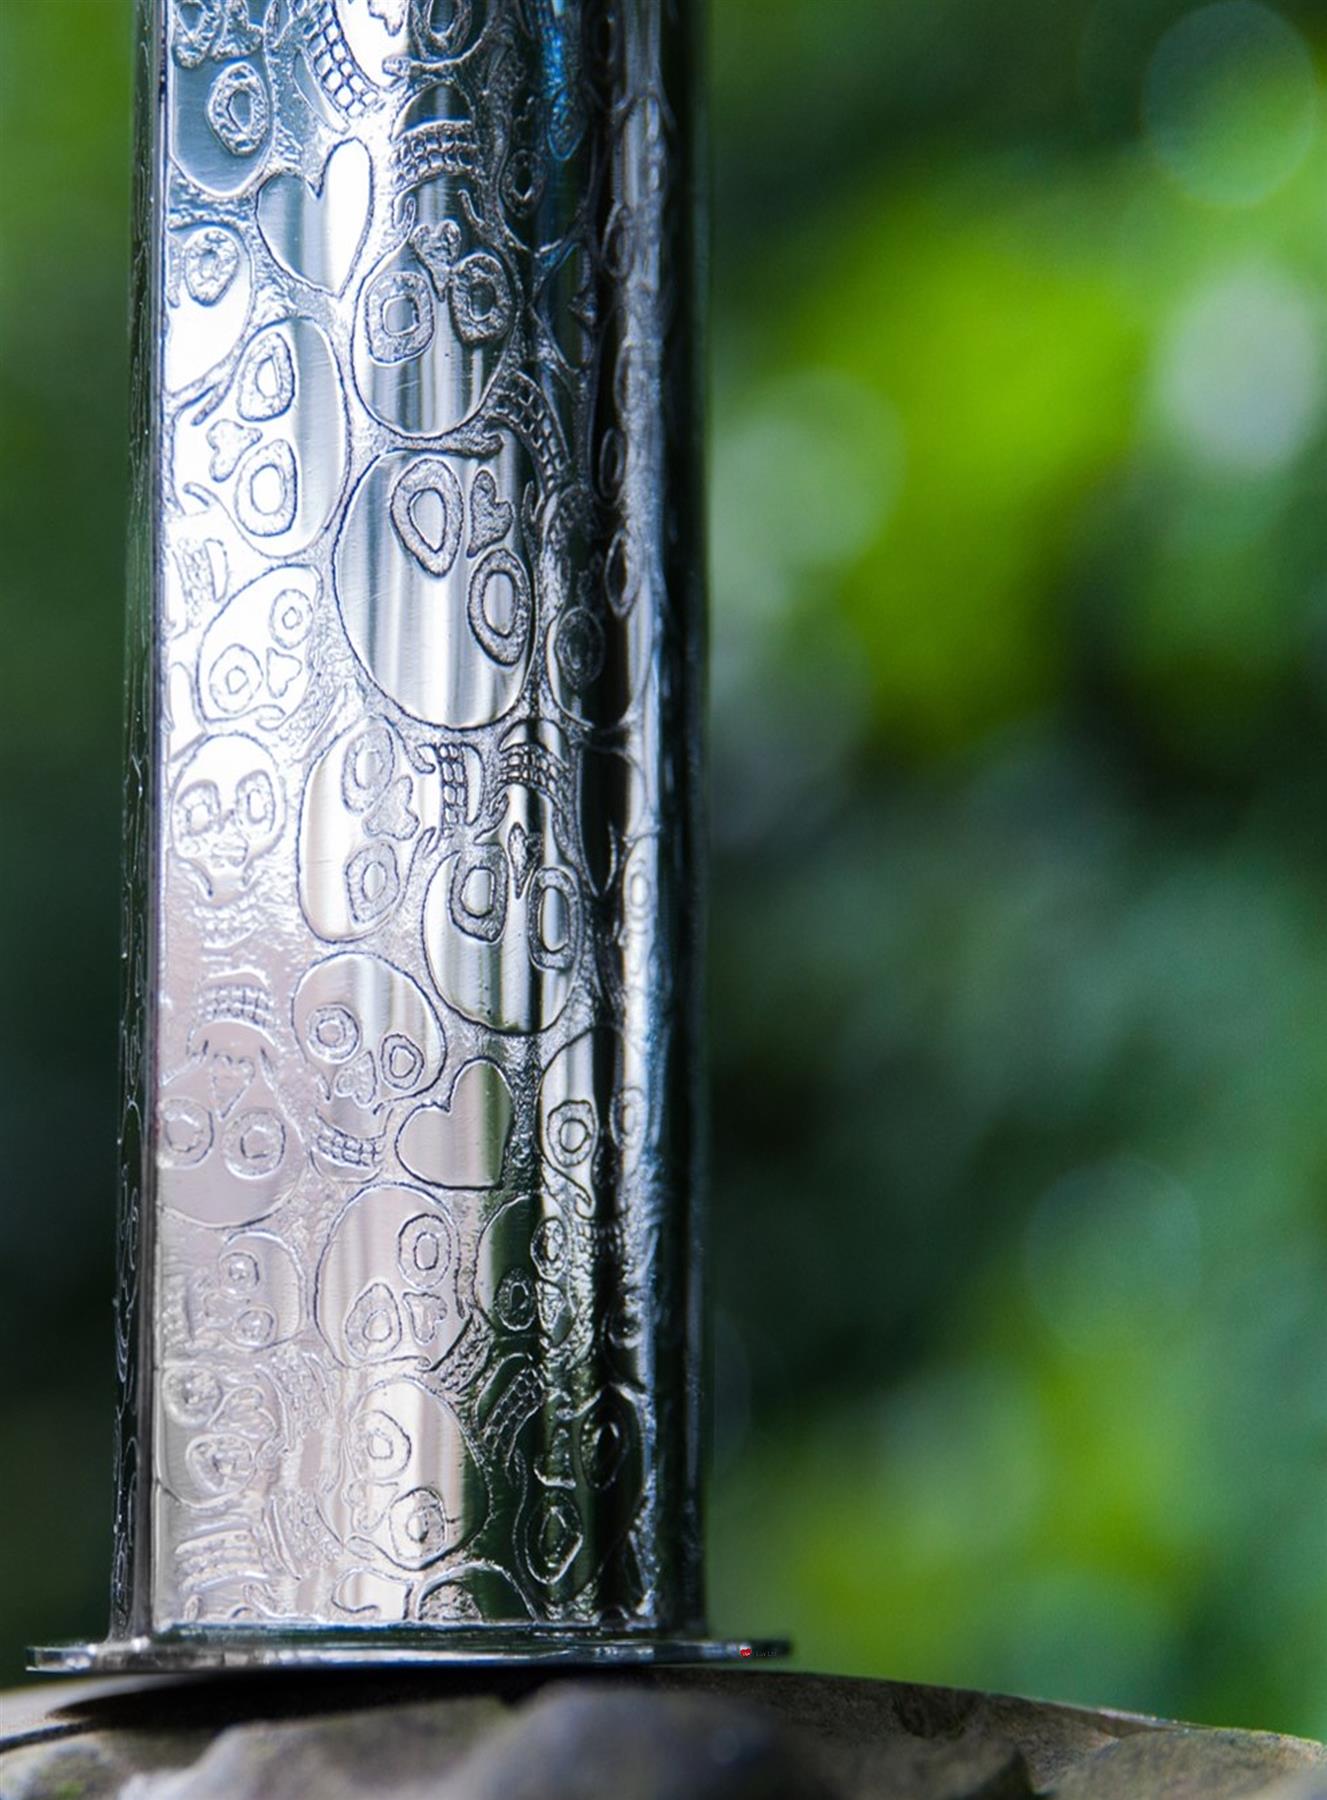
{"left": 35, "top": 0, "right": 757, "bottom": 1670}
{"left": 33, "top": 1633, "right": 784, "bottom": 1675}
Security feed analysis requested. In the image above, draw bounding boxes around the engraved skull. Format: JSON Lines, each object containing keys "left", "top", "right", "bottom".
{"left": 297, "top": 717, "right": 475, "bottom": 943}
{"left": 423, "top": 722, "right": 582, "bottom": 1034}
{"left": 176, "top": 317, "right": 347, "bottom": 557}
{"left": 171, "top": 733, "right": 283, "bottom": 909}
{"left": 157, "top": 980, "right": 297, "bottom": 1228}
{"left": 168, "top": 0, "right": 274, "bottom": 199}
{"left": 293, "top": 953, "right": 445, "bottom": 1175}
{"left": 197, "top": 565, "right": 317, "bottom": 731}
{"left": 538, "top": 1025, "right": 652, "bottom": 1219}
{"left": 331, "top": 1375, "right": 483, "bottom": 1575}
{"left": 315, "top": 1182, "right": 468, "bottom": 1371}
{"left": 353, "top": 78, "right": 511, "bottom": 437}
{"left": 335, "top": 439, "right": 537, "bottom": 729}
{"left": 517, "top": 1385, "right": 644, "bottom": 1609}
{"left": 185, "top": 1228, "right": 302, "bottom": 1355}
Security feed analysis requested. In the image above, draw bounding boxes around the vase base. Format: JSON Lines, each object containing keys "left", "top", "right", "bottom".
{"left": 30, "top": 1629, "right": 788, "bottom": 1675}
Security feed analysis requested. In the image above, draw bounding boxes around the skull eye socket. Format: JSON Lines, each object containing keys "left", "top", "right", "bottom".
{"left": 466, "top": 547, "right": 531, "bottom": 665}
{"left": 398, "top": 1214, "right": 451, "bottom": 1290}
{"left": 450, "top": 845, "right": 508, "bottom": 943}
{"left": 230, "top": 1305, "right": 277, "bottom": 1348}
{"left": 236, "top": 440, "right": 298, "bottom": 538}
{"left": 269, "top": 587, "right": 313, "bottom": 649}
{"left": 610, "top": 1086, "right": 647, "bottom": 1160}
{"left": 346, "top": 843, "right": 401, "bottom": 928}
{"left": 341, "top": 723, "right": 395, "bottom": 813}
{"left": 365, "top": 268, "right": 435, "bottom": 364}
{"left": 494, "top": 1269, "right": 536, "bottom": 1332}
{"left": 183, "top": 227, "right": 240, "bottom": 305}
{"left": 176, "top": 779, "right": 222, "bottom": 841}
{"left": 186, "top": 1432, "right": 254, "bottom": 1497}
{"left": 205, "top": 61, "right": 269, "bottom": 160}
{"left": 580, "top": 1409, "right": 627, "bottom": 1490}
{"left": 388, "top": 1487, "right": 453, "bottom": 1564}
{"left": 449, "top": 251, "right": 514, "bottom": 345}
{"left": 236, "top": 769, "right": 276, "bottom": 834}
{"left": 307, "top": 1003, "right": 360, "bottom": 1063}
{"left": 531, "top": 1217, "right": 567, "bottom": 1277}
{"left": 548, "top": 1098, "right": 596, "bottom": 1170}
{"left": 220, "top": 1250, "right": 260, "bottom": 1294}
{"left": 160, "top": 1096, "right": 214, "bottom": 1165}
{"left": 209, "top": 644, "right": 263, "bottom": 714}
{"left": 345, "top": 1281, "right": 403, "bottom": 1360}
{"left": 237, "top": 330, "right": 295, "bottom": 422}
{"left": 529, "top": 868, "right": 578, "bottom": 972}
{"left": 382, "top": 1032, "right": 425, "bottom": 1092}
{"left": 222, "top": 1108, "right": 286, "bottom": 1178}
{"left": 163, "top": 1365, "right": 222, "bottom": 1426}
{"left": 351, "top": 1407, "right": 410, "bottom": 1480}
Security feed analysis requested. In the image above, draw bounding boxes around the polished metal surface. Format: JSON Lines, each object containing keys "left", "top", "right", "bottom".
{"left": 34, "top": 1632, "right": 784, "bottom": 1674}
{"left": 35, "top": 0, "right": 742, "bottom": 1669}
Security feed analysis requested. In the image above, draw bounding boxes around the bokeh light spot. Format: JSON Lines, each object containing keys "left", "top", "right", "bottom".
{"left": 1024, "top": 1156, "right": 1201, "bottom": 1350}
{"left": 1155, "top": 261, "right": 1323, "bottom": 472}
{"left": 1143, "top": 2, "right": 1318, "bottom": 207}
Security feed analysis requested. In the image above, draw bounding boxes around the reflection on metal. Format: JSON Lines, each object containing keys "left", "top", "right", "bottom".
{"left": 34, "top": 0, "right": 781, "bottom": 1671}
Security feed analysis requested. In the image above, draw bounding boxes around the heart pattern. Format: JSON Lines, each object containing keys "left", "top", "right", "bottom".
{"left": 467, "top": 469, "right": 513, "bottom": 554}
{"left": 206, "top": 419, "right": 259, "bottom": 482}
{"left": 209, "top": 1052, "right": 254, "bottom": 1117}
{"left": 396, "top": 1060, "right": 515, "bottom": 1190}
{"left": 257, "top": 140, "right": 372, "bottom": 297}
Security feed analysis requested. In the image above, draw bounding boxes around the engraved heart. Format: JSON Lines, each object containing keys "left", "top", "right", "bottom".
{"left": 206, "top": 418, "right": 260, "bottom": 482}
{"left": 396, "top": 1060, "right": 514, "bottom": 1190}
{"left": 265, "top": 648, "right": 301, "bottom": 699}
{"left": 411, "top": 220, "right": 461, "bottom": 294}
{"left": 389, "top": 457, "right": 463, "bottom": 577}
{"left": 257, "top": 140, "right": 371, "bottom": 296}
{"left": 467, "top": 468, "right": 512, "bottom": 554}
{"left": 364, "top": 775, "right": 420, "bottom": 843}
{"left": 209, "top": 1053, "right": 254, "bottom": 1118}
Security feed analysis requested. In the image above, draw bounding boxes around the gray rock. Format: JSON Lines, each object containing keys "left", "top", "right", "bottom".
{"left": 825, "top": 1727, "right": 1033, "bottom": 1799}
{"left": 432, "top": 1684, "right": 838, "bottom": 1799}
{"left": 118, "top": 1696, "right": 505, "bottom": 1800}
{"left": 657, "top": 1672, "right": 1123, "bottom": 1791}
{"left": 1, "top": 1728, "right": 211, "bottom": 1800}
{"left": 2, "top": 1739, "right": 126, "bottom": 1800}
{"left": 3, "top": 1669, "right": 1322, "bottom": 1800}
{"left": 1052, "top": 1725, "right": 1327, "bottom": 1800}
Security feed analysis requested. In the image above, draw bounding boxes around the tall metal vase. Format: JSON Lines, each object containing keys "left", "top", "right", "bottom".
{"left": 35, "top": 0, "right": 773, "bottom": 1671}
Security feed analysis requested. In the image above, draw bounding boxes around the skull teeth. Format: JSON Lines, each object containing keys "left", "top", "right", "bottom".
{"left": 315, "top": 1122, "right": 383, "bottom": 1170}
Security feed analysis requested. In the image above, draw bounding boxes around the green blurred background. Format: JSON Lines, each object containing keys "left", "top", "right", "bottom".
{"left": 2, "top": 0, "right": 1325, "bottom": 1735}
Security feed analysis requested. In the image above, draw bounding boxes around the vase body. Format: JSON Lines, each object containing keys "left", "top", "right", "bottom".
{"left": 102, "top": 0, "right": 707, "bottom": 1658}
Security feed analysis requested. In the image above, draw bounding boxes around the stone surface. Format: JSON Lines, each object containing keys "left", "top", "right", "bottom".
{"left": 119, "top": 1695, "right": 505, "bottom": 1800}
{"left": 1051, "top": 1726, "right": 1327, "bottom": 1800}
{"left": 0, "top": 1726, "right": 213, "bottom": 1800}
{"left": 2, "top": 1669, "right": 1322, "bottom": 1800}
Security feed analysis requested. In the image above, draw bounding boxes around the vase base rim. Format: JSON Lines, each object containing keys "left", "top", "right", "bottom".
{"left": 30, "top": 1630, "right": 789, "bottom": 1675}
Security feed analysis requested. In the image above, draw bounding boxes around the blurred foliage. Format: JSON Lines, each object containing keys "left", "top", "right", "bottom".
{"left": 2, "top": 0, "right": 1325, "bottom": 1737}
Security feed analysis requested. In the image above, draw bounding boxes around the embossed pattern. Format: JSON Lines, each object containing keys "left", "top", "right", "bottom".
{"left": 115, "top": 0, "right": 705, "bottom": 1645}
